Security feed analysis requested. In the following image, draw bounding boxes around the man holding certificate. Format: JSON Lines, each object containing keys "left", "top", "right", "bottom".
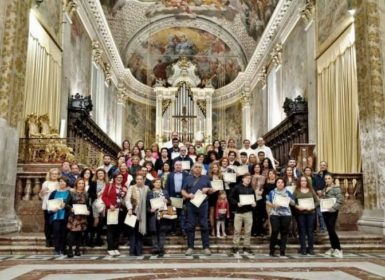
{"left": 293, "top": 176, "right": 319, "bottom": 255}
{"left": 181, "top": 163, "right": 212, "bottom": 256}
{"left": 229, "top": 173, "right": 256, "bottom": 256}
{"left": 172, "top": 146, "right": 194, "bottom": 172}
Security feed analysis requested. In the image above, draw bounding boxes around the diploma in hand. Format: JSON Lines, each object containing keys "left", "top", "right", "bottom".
{"left": 298, "top": 198, "right": 315, "bottom": 210}
{"left": 273, "top": 196, "right": 290, "bottom": 207}
{"left": 73, "top": 204, "right": 90, "bottom": 215}
{"left": 239, "top": 194, "right": 255, "bottom": 205}
{"left": 124, "top": 214, "right": 137, "bottom": 228}
{"left": 190, "top": 190, "right": 207, "bottom": 208}
{"left": 181, "top": 161, "right": 191, "bottom": 170}
{"left": 223, "top": 172, "right": 236, "bottom": 183}
{"left": 107, "top": 209, "right": 119, "bottom": 225}
{"left": 170, "top": 197, "right": 183, "bottom": 209}
{"left": 150, "top": 197, "right": 166, "bottom": 210}
{"left": 47, "top": 199, "right": 63, "bottom": 211}
{"left": 237, "top": 165, "right": 249, "bottom": 176}
{"left": 211, "top": 180, "right": 224, "bottom": 192}
{"left": 286, "top": 186, "right": 295, "bottom": 194}
{"left": 320, "top": 198, "right": 336, "bottom": 212}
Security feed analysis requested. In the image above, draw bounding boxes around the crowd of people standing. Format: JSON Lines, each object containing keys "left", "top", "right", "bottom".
{"left": 40, "top": 132, "right": 344, "bottom": 258}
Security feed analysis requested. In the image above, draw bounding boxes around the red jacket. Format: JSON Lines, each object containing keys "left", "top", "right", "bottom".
{"left": 101, "top": 183, "right": 127, "bottom": 209}
{"left": 215, "top": 199, "right": 230, "bottom": 219}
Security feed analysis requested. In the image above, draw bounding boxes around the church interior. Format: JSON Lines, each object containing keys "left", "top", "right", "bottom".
{"left": 0, "top": 0, "right": 385, "bottom": 279}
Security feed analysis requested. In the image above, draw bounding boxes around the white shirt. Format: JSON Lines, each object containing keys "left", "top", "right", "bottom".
{"left": 162, "top": 141, "right": 184, "bottom": 149}
{"left": 239, "top": 147, "right": 256, "bottom": 157}
{"left": 41, "top": 181, "right": 59, "bottom": 210}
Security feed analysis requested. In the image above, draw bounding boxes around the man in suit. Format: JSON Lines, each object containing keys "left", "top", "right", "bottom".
{"left": 281, "top": 159, "right": 302, "bottom": 179}
{"left": 172, "top": 145, "right": 194, "bottom": 172}
{"left": 165, "top": 161, "right": 189, "bottom": 235}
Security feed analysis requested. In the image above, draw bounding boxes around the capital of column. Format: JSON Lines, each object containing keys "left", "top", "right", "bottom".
{"left": 63, "top": 0, "right": 78, "bottom": 18}
{"left": 270, "top": 43, "right": 283, "bottom": 67}
{"left": 300, "top": 0, "right": 315, "bottom": 26}
{"left": 241, "top": 91, "right": 251, "bottom": 107}
{"left": 117, "top": 84, "right": 128, "bottom": 104}
{"left": 92, "top": 40, "right": 103, "bottom": 66}
{"left": 257, "top": 66, "right": 267, "bottom": 87}
{"left": 104, "top": 62, "right": 112, "bottom": 85}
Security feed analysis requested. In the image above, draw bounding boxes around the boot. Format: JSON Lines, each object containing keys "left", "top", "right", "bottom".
{"left": 67, "top": 247, "right": 74, "bottom": 258}
{"left": 75, "top": 247, "right": 81, "bottom": 256}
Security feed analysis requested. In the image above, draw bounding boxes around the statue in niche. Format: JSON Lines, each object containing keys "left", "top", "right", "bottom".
{"left": 39, "top": 114, "right": 60, "bottom": 138}
{"left": 25, "top": 113, "right": 41, "bottom": 138}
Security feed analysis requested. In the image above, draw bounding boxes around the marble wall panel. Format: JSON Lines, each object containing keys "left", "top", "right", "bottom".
{"left": 316, "top": 0, "right": 348, "bottom": 46}
{"left": 282, "top": 20, "right": 307, "bottom": 99}
{"left": 224, "top": 101, "right": 242, "bottom": 147}
{"left": 125, "top": 99, "right": 156, "bottom": 147}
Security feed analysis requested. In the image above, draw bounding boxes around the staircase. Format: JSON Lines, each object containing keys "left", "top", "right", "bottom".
{"left": 0, "top": 231, "right": 383, "bottom": 255}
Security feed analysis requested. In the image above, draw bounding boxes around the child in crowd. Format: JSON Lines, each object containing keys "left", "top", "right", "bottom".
{"left": 215, "top": 191, "right": 230, "bottom": 238}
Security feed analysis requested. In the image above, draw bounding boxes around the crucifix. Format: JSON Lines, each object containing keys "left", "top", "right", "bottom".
{"left": 172, "top": 106, "right": 196, "bottom": 142}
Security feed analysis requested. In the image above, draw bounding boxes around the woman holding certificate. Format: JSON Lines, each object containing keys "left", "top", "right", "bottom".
{"left": 101, "top": 173, "right": 128, "bottom": 256}
{"left": 48, "top": 176, "right": 72, "bottom": 256}
{"left": 321, "top": 174, "right": 344, "bottom": 258}
{"left": 251, "top": 163, "right": 266, "bottom": 237}
{"left": 266, "top": 178, "right": 295, "bottom": 257}
{"left": 146, "top": 178, "right": 171, "bottom": 257}
{"left": 126, "top": 174, "right": 150, "bottom": 256}
{"left": 67, "top": 178, "right": 89, "bottom": 258}
{"left": 293, "top": 176, "right": 319, "bottom": 255}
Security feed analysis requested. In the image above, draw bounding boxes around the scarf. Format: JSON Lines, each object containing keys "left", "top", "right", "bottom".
{"left": 137, "top": 185, "right": 147, "bottom": 235}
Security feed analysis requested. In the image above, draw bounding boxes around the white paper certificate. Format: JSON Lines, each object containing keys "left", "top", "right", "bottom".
{"left": 298, "top": 198, "right": 315, "bottom": 210}
{"left": 237, "top": 165, "right": 249, "bottom": 176}
{"left": 47, "top": 199, "right": 63, "bottom": 211}
{"left": 286, "top": 186, "right": 295, "bottom": 194}
{"left": 107, "top": 209, "right": 119, "bottom": 225}
{"left": 72, "top": 204, "right": 90, "bottom": 215}
{"left": 170, "top": 197, "right": 183, "bottom": 209}
{"left": 239, "top": 194, "right": 255, "bottom": 205}
{"left": 223, "top": 172, "right": 236, "bottom": 183}
{"left": 171, "top": 152, "right": 180, "bottom": 159}
{"left": 190, "top": 190, "right": 207, "bottom": 208}
{"left": 211, "top": 180, "right": 224, "bottom": 192}
{"left": 124, "top": 214, "right": 137, "bottom": 228}
{"left": 150, "top": 197, "right": 166, "bottom": 210}
{"left": 320, "top": 198, "right": 336, "bottom": 212}
{"left": 181, "top": 161, "right": 191, "bottom": 170}
{"left": 273, "top": 196, "right": 290, "bottom": 207}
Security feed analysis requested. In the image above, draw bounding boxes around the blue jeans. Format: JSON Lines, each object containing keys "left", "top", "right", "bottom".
{"left": 186, "top": 201, "right": 209, "bottom": 249}
{"left": 316, "top": 206, "right": 326, "bottom": 231}
{"left": 297, "top": 212, "right": 316, "bottom": 251}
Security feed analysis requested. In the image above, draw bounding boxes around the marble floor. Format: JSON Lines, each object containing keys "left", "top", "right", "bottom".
{"left": 1, "top": 253, "right": 385, "bottom": 279}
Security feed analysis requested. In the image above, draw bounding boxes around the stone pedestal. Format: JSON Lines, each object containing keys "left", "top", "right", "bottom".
{"left": 0, "top": 118, "right": 21, "bottom": 233}
{"left": 358, "top": 209, "right": 385, "bottom": 235}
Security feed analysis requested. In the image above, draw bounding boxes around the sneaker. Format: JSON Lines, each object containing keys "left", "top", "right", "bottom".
{"left": 332, "top": 249, "right": 343, "bottom": 258}
{"left": 114, "top": 250, "right": 120, "bottom": 256}
{"left": 158, "top": 249, "right": 165, "bottom": 257}
{"left": 307, "top": 249, "right": 315, "bottom": 255}
{"left": 204, "top": 248, "right": 211, "bottom": 256}
{"left": 185, "top": 248, "right": 194, "bottom": 256}
{"left": 107, "top": 250, "right": 116, "bottom": 256}
{"left": 324, "top": 248, "right": 334, "bottom": 256}
{"left": 53, "top": 250, "right": 61, "bottom": 256}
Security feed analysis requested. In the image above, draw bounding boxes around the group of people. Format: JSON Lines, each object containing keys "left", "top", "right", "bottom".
{"left": 40, "top": 132, "right": 344, "bottom": 258}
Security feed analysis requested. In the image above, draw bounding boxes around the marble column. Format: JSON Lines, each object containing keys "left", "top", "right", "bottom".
{"left": 0, "top": 0, "right": 31, "bottom": 233}
{"left": 241, "top": 88, "right": 251, "bottom": 140}
{"left": 355, "top": 0, "right": 385, "bottom": 235}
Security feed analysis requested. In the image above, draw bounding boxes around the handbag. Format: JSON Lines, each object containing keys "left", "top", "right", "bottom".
{"left": 160, "top": 206, "right": 178, "bottom": 220}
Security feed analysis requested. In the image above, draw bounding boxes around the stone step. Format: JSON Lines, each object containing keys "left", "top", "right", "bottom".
{"left": 1, "top": 243, "right": 385, "bottom": 255}
{"left": 0, "top": 232, "right": 382, "bottom": 246}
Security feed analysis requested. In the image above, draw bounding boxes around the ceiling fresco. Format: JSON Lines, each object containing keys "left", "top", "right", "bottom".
{"left": 99, "top": 0, "right": 280, "bottom": 88}
{"left": 123, "top": 27, "right": 244, "bottom": 89}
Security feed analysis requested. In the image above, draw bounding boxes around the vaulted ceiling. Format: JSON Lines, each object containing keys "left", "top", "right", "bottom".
{"left": 100, "top": 0, "right": 280, "bottom": 88}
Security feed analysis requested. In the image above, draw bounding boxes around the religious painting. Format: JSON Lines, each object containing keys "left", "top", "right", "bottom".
{"left": 238, "top": 0, "right": 279, "bottom": 40}
{"left": 225, "top": 102, "right": 243, "bottom": 147}
{"left": 316, "top": 0, "right": 349, "bottom": 46}
{"left": 125, "top": 99, "right": 156, "bottom": 147}
{"left": 67, "top": 14, "right": 92, "bottom": 97}
{"left": 124, "top": 27, "right": 243, "bottom": 89}
{"left": 32, "top": 0, "right": 62, "bottom": 46}
{"left": 144, "top": 0, "right": 237, "bottom": 19}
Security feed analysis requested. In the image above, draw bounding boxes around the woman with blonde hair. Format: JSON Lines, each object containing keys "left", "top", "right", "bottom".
{"left": 39, "top": 168, "right": 60, "bottom": 247}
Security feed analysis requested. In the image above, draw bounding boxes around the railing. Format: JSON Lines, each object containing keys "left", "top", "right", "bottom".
{"left": 18, "top": 137, "right": 105, "bottom": 167}
{"left": 15, "top": 172, "right": 46, "bottom": 232}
